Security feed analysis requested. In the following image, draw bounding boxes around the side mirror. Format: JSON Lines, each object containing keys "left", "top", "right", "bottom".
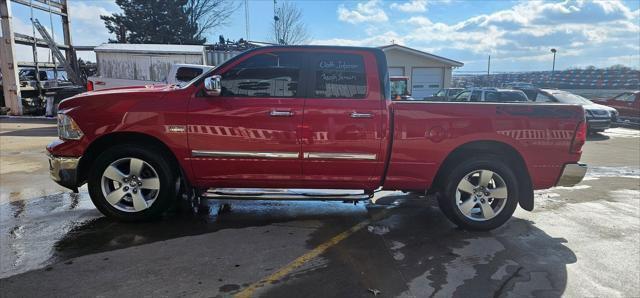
{"left": 203, "top": 75, "right": 221, "bottom": 96}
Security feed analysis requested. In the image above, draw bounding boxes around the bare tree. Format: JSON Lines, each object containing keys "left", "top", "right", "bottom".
{"left": 185, "top": 0, "right": 238, "bottom": 42}
{"left": 272, "top": 1, "right": 309, "bottom": 45}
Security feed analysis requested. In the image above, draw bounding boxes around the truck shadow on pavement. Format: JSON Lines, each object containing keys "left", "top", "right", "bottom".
{"left": 45, "top": 194, "right": 575, "bottom": 297}
{"left": 262, "top": 196, "right": 576, "bottom": 297}
{"left": 586, "top": 132, "right": 610, "bottom": 141}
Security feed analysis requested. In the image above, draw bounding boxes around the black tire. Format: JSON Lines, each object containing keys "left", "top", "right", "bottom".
{"left": 437, "top": 155, "right": 519, "bottom": 231}
{"left": 88, "top": 144, "right": 178, "bottom": 221}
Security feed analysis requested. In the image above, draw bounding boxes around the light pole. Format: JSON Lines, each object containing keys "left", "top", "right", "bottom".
{"left": 550, "top": 48, "right": 557, "bottom": 88}
{"left": 550, "top": 48, "right": 557, "bottom": 72}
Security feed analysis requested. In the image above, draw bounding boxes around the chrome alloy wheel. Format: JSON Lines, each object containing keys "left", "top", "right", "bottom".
{"left": 101, "top": 157, "right": 160, "bottom": 212}
{"left": 455, "top": 169, "right": 508, "bottom": 221}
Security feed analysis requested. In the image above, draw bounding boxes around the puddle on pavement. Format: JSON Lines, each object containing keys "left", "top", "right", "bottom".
{"left": 1, "top": 189, "right": 394, "bottom": 278}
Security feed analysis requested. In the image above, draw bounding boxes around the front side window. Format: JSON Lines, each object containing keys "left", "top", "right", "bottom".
{"left": 470, "top": 90, "right": 482, "bottom": 102}
{"left": 312, "top": 53, "right": 367, "bottom": 99}
{"left": 220, "top": 52, "right": 303, "bottom": 98}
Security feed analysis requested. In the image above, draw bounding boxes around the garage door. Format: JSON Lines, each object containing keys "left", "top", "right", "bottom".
{"left": 411, "top": 68, "right": 443, "bottom": 100}
{"left": 389, "top": 67, "right": 404, "bottom": 76}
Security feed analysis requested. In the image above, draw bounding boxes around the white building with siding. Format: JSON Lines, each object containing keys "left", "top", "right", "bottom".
{"left": 379, "top": 44, "right": 463, "bottom": 100}
{"left": 93, "top": 43, "right": 208, "bottom": 82}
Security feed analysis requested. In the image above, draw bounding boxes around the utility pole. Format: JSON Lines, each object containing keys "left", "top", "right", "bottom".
{"left": 244, "top": 0, "right": 249, "bottom": 40}
{"left": 0, "top": 0, "right": 23, "bottom": 115}
{"left": 273, "top": 0, "right": 280, "bottom": 44}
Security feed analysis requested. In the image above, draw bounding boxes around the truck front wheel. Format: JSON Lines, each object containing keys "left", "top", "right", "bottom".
{"left": 88, "top": 145, "right": 178, "bottom": 221}
{"left": 437, "top": 156, "right": 519, "bottom": 231}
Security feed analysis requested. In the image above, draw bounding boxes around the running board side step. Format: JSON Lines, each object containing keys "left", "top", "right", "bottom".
{"left": 201, "top": 188, "right": 373, "bottom": 201}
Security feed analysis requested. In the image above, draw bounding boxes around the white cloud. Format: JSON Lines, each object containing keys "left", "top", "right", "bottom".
{"left": 67, "top": 1, "right": 118, "bottom": 48}
{"left": 323, "top": 0, "right": 640, "bottom": 71}
{"left": 390, "top": 0, "right": 427, "bottom": 13}
{"left": 338, "top": 0, "right": 388, "bottom": 24}
{"left": 312, "top": 30, "right": 405, "bottom": 47}
{"left": 69, "top": 1, "right": 113, "bottom": 23}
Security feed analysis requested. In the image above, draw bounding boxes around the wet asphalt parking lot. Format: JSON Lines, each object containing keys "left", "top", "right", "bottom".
{"left": 0, "top": 117, "right": 639, "bottom": 297}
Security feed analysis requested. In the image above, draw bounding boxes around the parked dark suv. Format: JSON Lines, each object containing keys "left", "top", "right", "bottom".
{"left": 534, "top": 89, "right": 617, "bottom": 133}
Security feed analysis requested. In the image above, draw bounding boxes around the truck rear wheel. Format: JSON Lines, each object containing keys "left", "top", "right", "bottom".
{"left": 437, "top": 156, "right": 519, "bottom": 231}
{"left": 88, "top": 145, "right": 178, "bottom": 221}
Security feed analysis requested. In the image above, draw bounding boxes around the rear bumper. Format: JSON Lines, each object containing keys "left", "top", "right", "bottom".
{"left": 48, "top": 153, "right": 81, "bottom": 190}
{"left": 556, "top": 163, "right": 587, "bottom": 187}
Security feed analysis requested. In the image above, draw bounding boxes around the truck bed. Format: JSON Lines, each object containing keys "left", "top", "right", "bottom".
{"left": 383, "top": 101, "right": 585, "bottom": 190}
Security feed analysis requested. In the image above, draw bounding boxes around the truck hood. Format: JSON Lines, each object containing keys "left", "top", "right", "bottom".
{"left": 58, "top": 84, "right": 174, "bottom": 111}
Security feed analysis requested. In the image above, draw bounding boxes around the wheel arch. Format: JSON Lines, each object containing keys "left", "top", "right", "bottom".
{"left": 78, "top": 132, "right": 185, "bottom": 187}
{"left": 430, "top": 140, "right": 534, "bottom": 211}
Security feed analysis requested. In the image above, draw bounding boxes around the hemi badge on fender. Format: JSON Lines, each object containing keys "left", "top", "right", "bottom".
{"left": 165, "top": 125, "right": 187, "bottom": 133}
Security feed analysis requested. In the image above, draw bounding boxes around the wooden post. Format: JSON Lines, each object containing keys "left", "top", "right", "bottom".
{"left": 0, "top": 0, "right": 23, "bottom": 115}
{"left": 60, "top": 0, "right": 78, "bottom": 78}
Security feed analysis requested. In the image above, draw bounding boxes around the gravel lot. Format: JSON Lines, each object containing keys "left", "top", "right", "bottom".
{"left": 1, "top": 117, "right": 638, "bottom": 297}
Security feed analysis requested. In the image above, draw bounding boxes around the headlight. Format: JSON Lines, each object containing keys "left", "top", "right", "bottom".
{"left": 57, "top": 113, "right": 84, "bottom": 140}
{"left": 584, "top": 109, "right": 593, "bottom": 118}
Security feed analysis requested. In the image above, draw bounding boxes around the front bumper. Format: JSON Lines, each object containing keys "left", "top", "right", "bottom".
{"left": 48, "top": 153, "right": 81, "bottom": 190}
{"left": 556, "top": 163, "right": 587, "bottom": 187}
{"left": 586, "top": 118, "right": 611, "bottom": 130}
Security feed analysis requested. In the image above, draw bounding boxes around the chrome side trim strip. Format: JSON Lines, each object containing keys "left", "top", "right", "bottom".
{"left": 304, "top": 152, "right": 377, "bottom": 160}
{"left": 192, "top": 150, "right": 299, "bottom": 159}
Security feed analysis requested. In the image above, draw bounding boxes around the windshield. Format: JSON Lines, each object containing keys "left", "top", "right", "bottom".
{"left": 550, "top": 92, "right": 593, "bottom": 104}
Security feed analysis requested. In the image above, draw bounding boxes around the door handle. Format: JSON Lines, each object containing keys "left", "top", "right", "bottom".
{"left": 270, "top": 110, "right": 294, "bottom": 117}
{"left": 350, "top": 112, "right": 373, "bottom": 118}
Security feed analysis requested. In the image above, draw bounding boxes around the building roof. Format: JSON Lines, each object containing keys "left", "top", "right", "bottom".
{"left": 94, "top": 43, "right": 205, "bottom": 55}
{"left": 379, "top": 44, "right": 464, "bottom": 67}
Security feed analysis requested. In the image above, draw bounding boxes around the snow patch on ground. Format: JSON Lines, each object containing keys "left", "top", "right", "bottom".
{"left": 553, "top": 185, "right": 592, "bottom": 190}
{"left": 586, "top": 166, "right": 640, "bottom": 179}
{"left": 609, "top": 189, "right": 640, "bottom": 201}
{"left": 601, "top": 128, "right": 640, "bottom": 138}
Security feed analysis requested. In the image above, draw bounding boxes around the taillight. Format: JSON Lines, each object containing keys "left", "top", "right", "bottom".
{"left": 86, "top": 80, "right": 94, "bottom": 91}
{"left": 570, "top": 121, "right": 587, "bottom": 154}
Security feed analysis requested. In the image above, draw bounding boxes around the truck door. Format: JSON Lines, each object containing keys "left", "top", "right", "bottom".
{"left": 301, "top": 51, "right": 384, "bottom": 189}
{"left": 187, "top": 50, "right": 306, "bottom": 187}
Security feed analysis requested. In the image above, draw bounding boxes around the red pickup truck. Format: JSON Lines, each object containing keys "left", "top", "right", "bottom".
{"left": 48, "top": 46, "right": 587, "bottom": 230}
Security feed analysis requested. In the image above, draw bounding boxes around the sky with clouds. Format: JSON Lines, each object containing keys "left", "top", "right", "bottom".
{"left": 7, "top": 0, "right": 640, "bottom": 72}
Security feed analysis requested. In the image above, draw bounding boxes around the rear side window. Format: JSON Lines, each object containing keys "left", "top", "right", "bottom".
{"left": 312, "top": 53, "right": 367, "bottom": 99}
{"left": 535, "top": 93, "right": 554, "bottom": 102}
{"left": 484, "top": 91, "right": 500, "bottom": 102}
{"left": 220, "top": 52, "right": 303, "bottom": 98}
{"left": 500, "top": 91, "right": 528, "bottom": 102}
